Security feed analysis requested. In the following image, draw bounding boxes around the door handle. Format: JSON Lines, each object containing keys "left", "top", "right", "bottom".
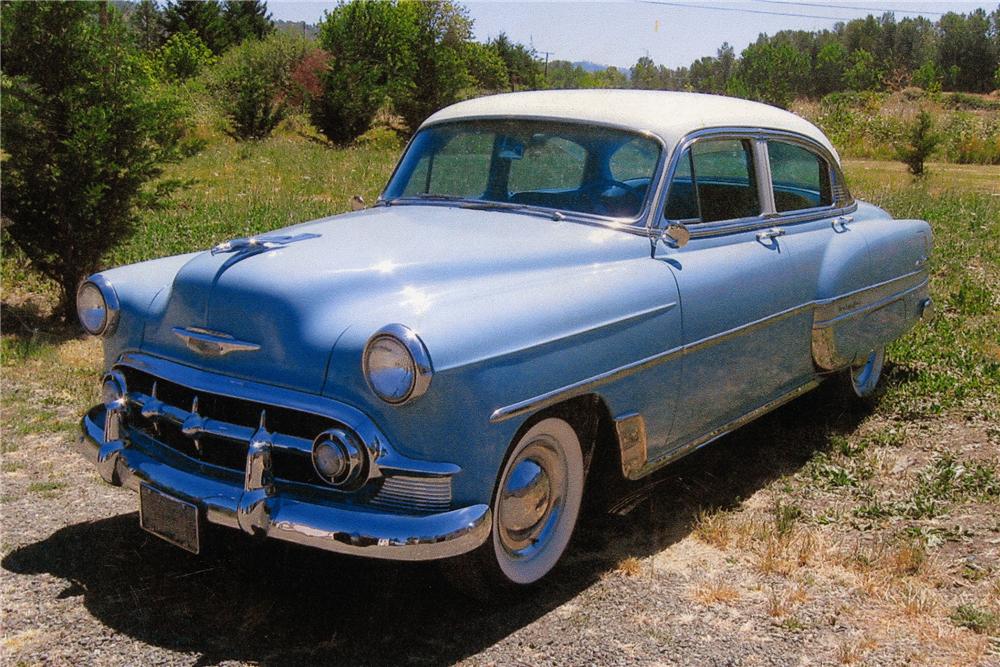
{"left": 756, "top": 227, "right": 785, "bottom": 242}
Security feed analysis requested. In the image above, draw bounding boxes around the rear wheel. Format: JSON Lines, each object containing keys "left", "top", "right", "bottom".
{"left": 444, "top": 417, "right": 585, "bottom": 594}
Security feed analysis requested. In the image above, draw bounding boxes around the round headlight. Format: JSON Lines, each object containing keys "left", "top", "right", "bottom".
{"left": 362, "top": 324, "right": 433, "bottom": 405}
{"left": 76, "top": 277, "right": 119, "bottom": 336}
{"left": 311, "top": 428, "right": 365, "bottom": 488}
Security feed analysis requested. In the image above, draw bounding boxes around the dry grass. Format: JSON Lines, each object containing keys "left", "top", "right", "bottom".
{"left": 614, "top": 556, "right": 644, "bottom": 577}
{"left": 692, "top": 509, "right": 733, "bottom": 549}
{"left": 692, "top": 578, "right": 740, "bottom": 605}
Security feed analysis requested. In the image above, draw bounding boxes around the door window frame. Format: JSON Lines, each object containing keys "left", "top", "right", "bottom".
{"left": 655, "top": 127, "right": 855, "bottom": 238}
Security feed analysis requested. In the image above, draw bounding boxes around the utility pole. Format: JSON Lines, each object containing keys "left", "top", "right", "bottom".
{"left": 538, "top": 50, "right": 554, "bottom": 78}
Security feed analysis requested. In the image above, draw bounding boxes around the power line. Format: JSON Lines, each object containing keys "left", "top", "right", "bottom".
{"left": 751, "top": 0, "right": 944, "bottom": 17}
{"left": 637, "top": 0, "right": 860, "bottom": 20}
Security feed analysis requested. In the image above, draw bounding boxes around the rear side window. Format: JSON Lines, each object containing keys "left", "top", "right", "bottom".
{"left": 664, "top": 138, "right": 759, "bottom": 223}
{"left": 767, "top": 141, "right": 832, "bottom": 212}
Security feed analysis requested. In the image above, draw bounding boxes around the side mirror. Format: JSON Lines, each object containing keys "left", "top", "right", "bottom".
{"left": 662, "top": 223, "right": 690, "bottom": 248}
{"left": 351, "top": 195, "right": 366, "bottom": 211}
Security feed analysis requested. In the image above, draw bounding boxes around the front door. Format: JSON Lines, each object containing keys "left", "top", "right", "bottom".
{"left": 652, "top": 136, "right": 813, "bottom": 456}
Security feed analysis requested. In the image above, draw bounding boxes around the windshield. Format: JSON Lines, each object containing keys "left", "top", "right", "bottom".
{"left": 382, "top": 120, "right": 663, "bottom": 221}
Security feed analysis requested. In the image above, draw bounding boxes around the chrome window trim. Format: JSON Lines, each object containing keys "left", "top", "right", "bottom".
{"left": 377, "top": 116, "right": 670, "bottom": 237}
{"left": 655, "top": 127, "right": 855, "bottom": 236}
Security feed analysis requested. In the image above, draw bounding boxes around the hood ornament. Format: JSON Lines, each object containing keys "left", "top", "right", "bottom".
{"left": 211, "top": 232, "right": 320, "bottom": 256}
{"left": 173, "top": 327, "right": 260, "bottom": 357}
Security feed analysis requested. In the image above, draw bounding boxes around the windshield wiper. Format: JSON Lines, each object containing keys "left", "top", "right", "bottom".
{"left": 458, "top": 200, "right": 566, "bottom": 221}
{"left": 386, "top": 194, "right": 566, "bottom": 221}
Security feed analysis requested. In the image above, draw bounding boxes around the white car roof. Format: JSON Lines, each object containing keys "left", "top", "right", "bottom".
{"left": 423, "top": 90, "right": 840, "bottom": 164}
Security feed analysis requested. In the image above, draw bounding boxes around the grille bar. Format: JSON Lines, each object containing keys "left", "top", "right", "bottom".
{"left": 130, "top": 388, "right": 313, "bottom": 454}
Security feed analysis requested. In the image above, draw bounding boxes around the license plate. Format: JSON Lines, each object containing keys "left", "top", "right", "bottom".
{"left": 139, "top": 484, "right": 200, "bottom": 554}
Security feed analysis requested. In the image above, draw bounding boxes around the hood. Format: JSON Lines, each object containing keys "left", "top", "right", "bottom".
{"left": 140, "top": 205, "right": 648, "bottom": 393}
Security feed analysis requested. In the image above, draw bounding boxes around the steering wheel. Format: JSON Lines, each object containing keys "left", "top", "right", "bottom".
{"left": 580, "top": 179, "right": 644, "bottom": 215}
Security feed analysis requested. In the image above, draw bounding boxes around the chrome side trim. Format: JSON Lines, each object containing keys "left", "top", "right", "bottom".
{"left": 78, "top": 409, "right": 490, "bottom": 561}
{"left": 811, "top": 275, "right": 929, "bottom": 370}
{"left": 490, "top": 272, "right": 926, "bottom": 424}
{"left": 489, "top": 300, "right": 812, "bottom": 424}
{"left": 635, "top": 379, "right": 821, "bottom": 478}
{"left": 614, "top": 413, "right": 648, "bottom": 481}
{"left": 172, "top": 327, "right": 260, "bottom": 357}
{"left": 813, "top": 270, "right": 927, "bottom": 325}
{"left": 490, "top": 344, "right": 684, "bottom": 423}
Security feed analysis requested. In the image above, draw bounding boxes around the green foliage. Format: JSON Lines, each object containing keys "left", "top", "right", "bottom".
{"left": 162, "top": 0, "right": 228, "bottom": 54}
{"left": 155, "top": 30, "right": 216, "bottom": 81}
{"left": 311, "top": 0, "right": 416, "bottom": 144}
{"left": 896, "top": 110, "right": 940, "bottom": 176}
{"left": 727, "top": 40, "right": 809, "bottom": 108}
{"left": 394, "top": 0, "right": 475, "bottom": 132}
{"left": 128, "top": 0, "right": 165, "bottom": 51}
{"left": 491, "top": 32, "right": 542, "bottom": 90}
{"left": 912, "top": 60, "right": 943, "bottom": 93}
{"left": 950, "top": 604, "right": 999, "bottom": 634}
{"left": 843, "top": 49, "right": 884, "bottom": 92}
{"left": 222, "top": 0, "right": 273, "bottom": 46}
{"left": 0, "top": 1, "right": 185, "bottom": 316}
{"left": 464, "top": 41, "right": 508, "bottom": 93}
{"left": 207, "top": 32, "right": 308, "bottom": 140}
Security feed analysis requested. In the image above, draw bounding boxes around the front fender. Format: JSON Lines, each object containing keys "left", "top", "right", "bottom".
{"left": 90, "top": 253, "right": 201, "bottom": 367}
{"left": 322, "top": 243, "right": 682, "bottom": 507}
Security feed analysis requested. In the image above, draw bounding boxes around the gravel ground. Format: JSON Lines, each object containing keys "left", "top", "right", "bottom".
{"left": 2, "top": 383, "right": 998, "bottom": 666}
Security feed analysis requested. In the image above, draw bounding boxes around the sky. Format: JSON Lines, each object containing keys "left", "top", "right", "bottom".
{"left": 268, "top": 0, "right": 997, "bottom": 69}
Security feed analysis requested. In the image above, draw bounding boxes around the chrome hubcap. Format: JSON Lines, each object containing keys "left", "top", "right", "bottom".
{"left": 497, "top": 437, "right": 565, "bottom": 559}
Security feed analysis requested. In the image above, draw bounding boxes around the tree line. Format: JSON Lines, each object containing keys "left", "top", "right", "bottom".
{"left": 1, "top": 0, "right": 998, "bottom": 318}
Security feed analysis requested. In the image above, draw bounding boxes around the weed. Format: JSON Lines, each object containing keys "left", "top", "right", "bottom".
{"left": 27, "top": 481, "right": 65, "bottom": 497}
{"left": 950, "top": 604, "right": 999, "bottom": 634}
{"left": 773, "top": 501, "right": 802, "bottom": 537}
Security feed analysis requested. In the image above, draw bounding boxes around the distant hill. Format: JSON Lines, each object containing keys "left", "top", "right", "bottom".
{"left": 275, "top": 19, "right": 319, "bottom": 40}
{"left": 573, "top": 61, "right": 612, "bottom": 73}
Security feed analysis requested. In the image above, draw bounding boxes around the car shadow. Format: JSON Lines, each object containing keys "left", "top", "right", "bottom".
{"left": 3, "top": 380, "right": 871, "bottom": 666}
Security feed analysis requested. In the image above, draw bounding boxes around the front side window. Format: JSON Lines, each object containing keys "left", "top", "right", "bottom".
{"left": 664, "top": 138, "right": 759, "bottom": 223}
{"left": 768, "top": 141, "right": 832, "bottom": 212}
{"left": 384, "top": 120, "right": 663, "bottom": 220}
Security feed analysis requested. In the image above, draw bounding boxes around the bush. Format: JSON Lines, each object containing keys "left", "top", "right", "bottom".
{"left": 311, "top": 0, "right": 416, "bottom": 144}
{"left": 155, "top": 30, "right": 215, "bottom": 81}
{"left": 896, "top": 110, "right": 940, "bottom": 176}
{"left": 207, "top": 32, "right": 308, "bottom": 140}
{"left": 1, "top": 2, "right": 185, "bottom": 317}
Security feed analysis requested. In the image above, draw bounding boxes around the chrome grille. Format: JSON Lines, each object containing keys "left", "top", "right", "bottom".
{"left": 371, "top": 475, "right": 453, "bottom": 513}
{"left": 119, "top": 367, "right": 329, "bottom": 485}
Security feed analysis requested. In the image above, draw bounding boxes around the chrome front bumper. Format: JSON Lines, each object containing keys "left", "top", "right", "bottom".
{"left": 78, "top": 407, "right": 491, "bottom": 561}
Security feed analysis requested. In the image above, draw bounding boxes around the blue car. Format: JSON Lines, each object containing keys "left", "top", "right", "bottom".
{"left": 76, "top": 90, "right": 933, "bottom": 588}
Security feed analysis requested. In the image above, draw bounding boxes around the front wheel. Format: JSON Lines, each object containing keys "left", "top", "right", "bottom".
{"left": 444, "top": 417, "right": 585, "bottom": 594}
{"left": 845, "top": 346, "right": 886, "bottom": 399}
